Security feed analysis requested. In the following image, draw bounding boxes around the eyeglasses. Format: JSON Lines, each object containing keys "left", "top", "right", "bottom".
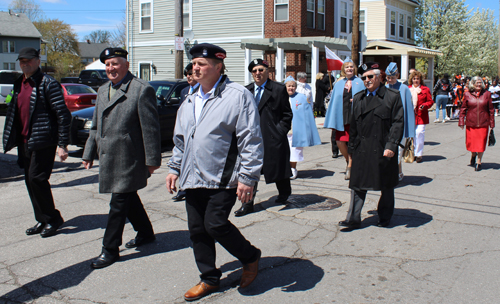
{"left": 252, "top": 68, "right": 265, "bottom": 73}
{"left": 360, "top": 74, "right": 376, "bottom": 81}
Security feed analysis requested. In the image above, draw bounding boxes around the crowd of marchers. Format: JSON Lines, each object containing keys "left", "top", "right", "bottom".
{"left": 2, "top": 45, "right": 495, "bottom": 302}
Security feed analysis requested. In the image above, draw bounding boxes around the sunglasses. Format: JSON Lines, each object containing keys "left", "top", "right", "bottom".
{"left": 252, "top": 68, "right": 265, "bottom": 73}
{"left": 360, "top": 74, "right": 376, "bottom": 81}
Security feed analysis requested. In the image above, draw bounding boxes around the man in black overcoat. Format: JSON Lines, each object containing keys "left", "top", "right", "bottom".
{"left": 339, "top": 62, "right": 404, "bottom": 230}
{"left": 234, "top": 59, "right": 293, "bottom": 216}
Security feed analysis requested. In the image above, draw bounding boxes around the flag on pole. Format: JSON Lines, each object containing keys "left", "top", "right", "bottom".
{"left": 325, "top": 46, "right": 344, "bottom": 71}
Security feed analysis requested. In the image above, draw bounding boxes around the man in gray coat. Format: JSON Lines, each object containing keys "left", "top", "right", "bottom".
{"left": 82, "top": 48, "right": 161, "bottom": 269}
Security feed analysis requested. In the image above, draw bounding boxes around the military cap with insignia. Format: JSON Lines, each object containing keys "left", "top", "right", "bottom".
{"left": 248, "top": 58, "right": 269, "bottom": 72}
{"left": 358, "top": 61, "right": 380, "bottom": 75}
{"left": 100, "top": 47, "right": 129, "bottom": 63}
{"left": 184, "top": 63, "right": 193, "bottom": 76}
{"left": 189, "top": 43, "right": 226, "bottom": 60}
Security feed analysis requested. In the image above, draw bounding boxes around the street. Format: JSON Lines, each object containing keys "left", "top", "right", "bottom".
{"left": 0, "top": 115, "right": 499, "bottom": 304}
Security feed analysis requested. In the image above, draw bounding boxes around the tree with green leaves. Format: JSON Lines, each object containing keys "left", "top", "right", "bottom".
{"left": 8, "top": 0, "right": 44, "bottom": 22}
{"left": 84, "top": 30, "right": 113, "bottom": 44}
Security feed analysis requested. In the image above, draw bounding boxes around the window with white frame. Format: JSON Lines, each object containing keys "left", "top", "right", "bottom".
{"left": 2, "top": 41, "right": 15, "bottom": 53}
{"left": 318, "top": 0, "right": 325, "bottom": 30}
{"left": 399, "top": 13, "right": 404, "bottom": 38}
{"left": 275, "top": 0, "right": 289, "bottom": 22}
{"left": 183, "top": 0, "right": 191, "bottom": 29}
{"left": 349, "top": 3, "right": 353, "bottom": 33}
{"left": 407, "top": 16, "right": 412, "bottom": 40}
{"left": 359, "top": 9, "right": 366, "bottom": 36}
{"left": 140, "top": 0, "right": 152, "bottom": 32}
{"left": 307, "top": 0, "right": 315, "bottom": 28}
{"left": 390, "top": 11, "right": 396, "bottom": 36}
{"left": 340, "top": 1, "right": 347, "bottom": 33}
{"left": 3, "top": 62, "right": 16, "bottom": 70}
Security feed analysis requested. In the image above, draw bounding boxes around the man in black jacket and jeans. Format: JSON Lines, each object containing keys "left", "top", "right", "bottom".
{"left": 3, "top": 47, "right": 71, "bottom": 238}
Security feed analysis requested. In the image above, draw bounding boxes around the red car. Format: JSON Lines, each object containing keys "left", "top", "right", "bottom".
{"left": 61, "top": 83, "right": 97, "bottom": 112}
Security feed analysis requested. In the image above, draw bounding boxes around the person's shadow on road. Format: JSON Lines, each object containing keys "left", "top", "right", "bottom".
{"left": 0, "top": 230, "right": 191, "bottom": 303}
{"left": 366, "top": 208, "right": 433, "bottom": 228}
{"left": 217, "top": 256, "right": 324, "bottom": 295}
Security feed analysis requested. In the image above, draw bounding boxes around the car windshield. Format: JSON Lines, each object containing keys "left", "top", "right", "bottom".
{"left": 97, "top": 70, "right": 108, "bottom": 79}
{"left": 150, "top": 83, "right": 174, "bottom": 102}
{"left": 65, "top": 85, "right": 97, "bottom": 95}
{"left": 0, "top": 72, "right": 22, "bottom": 84}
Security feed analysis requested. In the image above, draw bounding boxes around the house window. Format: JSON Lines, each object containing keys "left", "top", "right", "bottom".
{"left": 140, "top": 1, "right": 152, "bottom": 32}
{"left": 3, "top": 63, "right": 16, "bottom": 70}
{"left": 318, "top": 0, "right": 325, "bottom": 30}
{"left": 340, "top": 1, "right": 347, "bottom": 33}
{"left": 349, "top": 3, "right": 353, "bottom": 33}
{"left": 407, "top": 16, "right": 412, "bottom": 40}
{"left": 307, "top": 0, "right": 315, "bottom": 28}
{"left": 140, "top": 63, "right": 151, "bottom": 81}
{"left": 183, "top": 0, "right": 191, "bottom": 29}
{"left": 390, "top": 11, "right": 396, "bottom": 36}
{"left": 359, "top": 9, "right": 366, "bottom": 36}
{"left": 275, "top": 0, "right": 289, "bottom": 22}
{"left": 399, "top": 14, "right": 405, "bottom": 38}
{"left": 2, "top": 41, "right": 15, "bottom": 53}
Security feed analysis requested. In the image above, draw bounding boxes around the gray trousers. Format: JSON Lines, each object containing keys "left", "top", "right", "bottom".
{"left": 346, "top": 189, "right": 395, "bottom": 224}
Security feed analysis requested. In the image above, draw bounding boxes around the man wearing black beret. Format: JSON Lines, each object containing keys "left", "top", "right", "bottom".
{"left": 166, "top": 43, "right": 263, "bottom": 300}
{"left": 234, "top": 58, "right": 293, "bottom": 216}
{"left": 82, "top": 47, "right": 161, "bottom": 268}
{"left": 339, "top": 62, "right": 404, "bottom": 230}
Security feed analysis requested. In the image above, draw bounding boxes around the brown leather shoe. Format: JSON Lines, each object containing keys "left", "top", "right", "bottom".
{"left": 184, "top": 282, "right": 219, "bottom": 301}
{"left": 240, "top": 250, "right": 261, "bottom": 288}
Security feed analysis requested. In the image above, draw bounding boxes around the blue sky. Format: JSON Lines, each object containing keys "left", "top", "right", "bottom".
{"left": 0, "top": 0, "right": 498, "bottom": 41}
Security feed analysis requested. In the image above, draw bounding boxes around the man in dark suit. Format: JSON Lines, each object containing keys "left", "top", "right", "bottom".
{"left": 82, "top": 48, "right": 162, "bottom": 268}
{"left": 234, "top": 59, "right": 293, "bottom": 216}
{"left": 172, "top": 63, "right": 199, "bottom": 202}
{"left": 338, "top": 62, "right": 404, "bottom": 230}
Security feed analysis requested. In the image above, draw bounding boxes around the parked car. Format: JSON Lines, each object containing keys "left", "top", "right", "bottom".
{"left": 61, "top": 77, "right": 79, "bottom": 83}
{"left": 0, "top": 70, "right": 22, "bottom": 106}
{"left": 78, "top": 70, "right": 108, "bottom": 91}
{"left": 62, "top": 83, "right": 97, "bottom": 112}
{"left": 70, "top": 80, "right": 189, "bottom": 147}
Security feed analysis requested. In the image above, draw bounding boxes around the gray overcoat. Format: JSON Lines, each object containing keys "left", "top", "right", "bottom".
{"left": 82, "top": 72, "right": 161, "bottom": 193}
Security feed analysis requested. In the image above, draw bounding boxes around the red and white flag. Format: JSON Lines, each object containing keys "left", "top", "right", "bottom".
{"left": 325, "top": 46, "right": 344, "bottom": 71}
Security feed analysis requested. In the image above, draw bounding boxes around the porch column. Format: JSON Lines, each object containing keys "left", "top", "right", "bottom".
{"left": 244, "top": 48, "right": 252, "bottom": 85}
{"left": 276, "top": 46, "right": 285, "bottom": 82}
{"left": 401, "top": 54, "right": 409, "bottom": 81}
{"left": 428, "top": 57, "right": 435, "bottom": 89}
{"left": 311, "top": 44, "right": 319, "bottom": 100}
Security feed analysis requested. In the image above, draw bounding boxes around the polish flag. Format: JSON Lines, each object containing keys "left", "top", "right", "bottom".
{"left": 325, "top": 46, "right": 344, "bottom": 71}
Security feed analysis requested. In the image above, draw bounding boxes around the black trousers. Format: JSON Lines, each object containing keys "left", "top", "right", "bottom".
{"left": 345, "top": 189, "right": 395, "bottom": 224}
{"left": 21, "top": 143, "right": 62, "bottom": 225}
{"left": 102, "top": 191, "right": 154, "bottom": 254}
{"left": 186, "top": 188, "right": 260, "bottom": 285}
{"left": 275, "top": 178, "right": 291, "bottom": 198}
{"left": 331, "top": 129, "right": 339, "bottom": 155}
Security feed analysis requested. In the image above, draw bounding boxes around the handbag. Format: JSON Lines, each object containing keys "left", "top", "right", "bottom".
{"left": 403, "top": 138, "right": 415, "bottom": 163}
{"left": 488, "top": 129, "right": 496, "bottom": 146}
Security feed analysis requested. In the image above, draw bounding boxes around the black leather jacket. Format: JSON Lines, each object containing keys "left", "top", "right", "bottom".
{"left": 3, "top": 68, "right": 71, "bottom": 153}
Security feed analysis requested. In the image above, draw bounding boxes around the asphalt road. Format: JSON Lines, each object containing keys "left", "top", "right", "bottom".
{"left": 0, "top": 114, "right": 499, "bottom": 303}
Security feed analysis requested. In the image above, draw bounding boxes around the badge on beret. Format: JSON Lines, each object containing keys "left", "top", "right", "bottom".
{"left": 105, "top": 49, "right": 110, "bottom": 55}
{"left": 215, "top": 52, "right": 226, "bottom": 59}
{"left": 372, "top": 63, "right": 379, "bottom": 68}
{"left": 262, "top": 60, "right": 269, "bottom": 66}
{"left": 253, "top": 59, "right": 258, "bottom": 64}
{"left": 203, "top": 49, "right": 208, "bottom": 57}
{"left": 362, "top": 64, "right": 367, "bottom": 70}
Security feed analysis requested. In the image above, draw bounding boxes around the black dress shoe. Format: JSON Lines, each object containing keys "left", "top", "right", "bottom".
{"left": 234, "top": 203, "right": 254, "bottom": 217}
{"left": 332, "top": 151, "right": 339, "bottom": 158}
{"left": 173, "top": 191, "right": 186, "bottom": 201}
{"left": 125, "top": 235, "right": 156, "bottom": 248}
{"left": 40, "top": 218, "right": 64, "bottom": 238}
{"left": 275, "top": 196, "right": 289, "bottom": 204}
{"left": 475, "top": 163, "right": 482, "bottom": 171}
{"left": 470, "top": 153, "right": 477, "bottom": 166}
{"left": 91, "top": 252, "right": 119, "bottom": 269}
{"left": 26, "top": 222, "right": 46, "bottom": 235}
{"left": 338, "top": 220, "right": 361, "bottom": 229}
{"left": 377, "top": 220, "right": 390, "bottom": 227}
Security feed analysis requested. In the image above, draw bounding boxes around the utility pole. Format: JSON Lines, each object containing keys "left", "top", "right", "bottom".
{"left": 498, "top": 0, "right": 500, "bottom": 78}
{"left": 351, "top": 0, "right": 360, "bottom": 66}
{"left": 174, "top": 0, "right": 183, "bottom": 79}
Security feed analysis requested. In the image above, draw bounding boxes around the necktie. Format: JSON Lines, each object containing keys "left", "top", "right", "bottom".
{"left": 255, "top": 86, "right": 263, "bottom": 104}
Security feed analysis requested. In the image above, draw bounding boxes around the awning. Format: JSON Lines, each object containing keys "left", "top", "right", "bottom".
{"left": 363, "top": 40, "right": 442, "bottom": 58}
{"left": 241, "top": 36, "right": 350, "bottom": 52}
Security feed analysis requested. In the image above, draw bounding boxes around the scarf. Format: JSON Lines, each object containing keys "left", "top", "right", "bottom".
{"left": 409, "top": 85, "right": 421, "bottom": 109}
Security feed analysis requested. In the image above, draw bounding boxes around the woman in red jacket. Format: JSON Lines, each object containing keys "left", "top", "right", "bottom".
{"left": 459, "top": 76, "right": 495, "bottom": 171}
{"left": 409, "top": 70, "right": 434, "bottom": 163}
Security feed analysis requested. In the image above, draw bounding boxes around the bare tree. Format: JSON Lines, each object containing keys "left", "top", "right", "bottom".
{"left": 8, "top": 0, "right": 44, "bottom": 22}
{"left": 84, "top": 30, "right": 113, "bottom": 44}
{"left": 111, "top": 16, "right": 126, "bottom": 48}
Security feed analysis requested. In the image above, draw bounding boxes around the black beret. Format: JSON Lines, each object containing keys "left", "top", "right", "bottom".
{"left": 100, "top": 48, "right": 128, "bottom": 63}
{"left": 358, "top": 62, "right": 381, "bottom": 75}
{"left": 17, "top": 47, "right": 40, "bottom": 60}
{"left": 189, "top": 43, "right": 226, "bottom": 60}
{"left": 248, "top": 59, "right": 269, "bottom": 72}
{"left": 184, "top": 63, "right": 193, "bottom": 76}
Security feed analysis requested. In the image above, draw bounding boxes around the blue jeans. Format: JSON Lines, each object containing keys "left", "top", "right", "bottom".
{"left": 435, "top": 95, "right": 448, "bottom": 120}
